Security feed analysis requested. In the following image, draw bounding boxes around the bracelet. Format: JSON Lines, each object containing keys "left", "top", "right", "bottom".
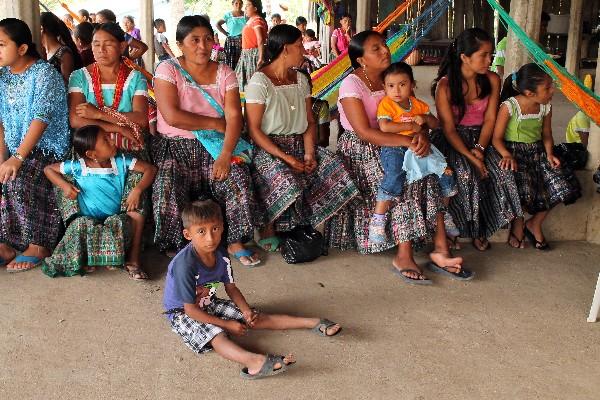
{"left": 12, "top": 152, "right": 25, "bottom": 162}
{"left": 474, "top": 143, "right": 485, "bottom": 152}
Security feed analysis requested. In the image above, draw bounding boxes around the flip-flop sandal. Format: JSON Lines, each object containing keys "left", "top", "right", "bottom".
{"left": 507, "top": 232, "right": 525, "bottom": 249}
{"left": 7, "top": 255, "right": 42, "bottom": 273}
{"left": 524, "top": 226, "right": 550, "bottom": 251}
{"left": 311, "top": 318, "right": 342, "bottom": 337}
{"left": 391, "top": 267, "right": 433, "bottom": 285}
{"left": 230, "top": 249, "right": 261, "bottom": 267}
{"left": 124, "top": 263, "right": 149, "bottom": 281}
{"left": 426, "top": 261, "right": 474, "bottom": 281}
{"left": 240, "top": 354, "right": 292, "bottom": 380}
{"left": 257, "top": 236, "right": 281, "bottom": 252}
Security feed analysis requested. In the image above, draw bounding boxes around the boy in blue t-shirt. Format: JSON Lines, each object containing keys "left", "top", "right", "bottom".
{"left": 163, "top": 200, "right": 342, "bottom": 380}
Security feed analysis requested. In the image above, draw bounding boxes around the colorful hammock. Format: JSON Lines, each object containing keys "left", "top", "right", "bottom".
{"left": 313, "top": 0, "right": 451, "bottom": 111}
{"left": 311, "top": 0, "right": 419, "bottom": 105}
{"left": 487, "top": 0, "right": 600, "bottom": 126}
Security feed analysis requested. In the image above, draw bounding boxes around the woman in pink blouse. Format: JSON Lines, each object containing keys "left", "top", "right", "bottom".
{"left": 153, "top": 15, "right": 264, "bottom": 266}
{"left": 330, "top": 14, "right": 352, "bottom": 59}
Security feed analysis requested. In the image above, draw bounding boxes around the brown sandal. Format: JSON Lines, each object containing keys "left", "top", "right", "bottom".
{"left": 124, "top": 263, "right": 148, "bottom": 281}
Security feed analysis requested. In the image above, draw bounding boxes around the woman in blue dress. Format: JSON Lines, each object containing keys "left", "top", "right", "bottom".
{"left": 0, "top": 18, "right": 71, "bottom": 272}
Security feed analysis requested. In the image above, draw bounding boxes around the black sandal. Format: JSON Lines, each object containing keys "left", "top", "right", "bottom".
{"left": 507, "top": 232, "right": 525, "bottom": 249}
{"left": 524, "top": 226, "right": 550, "bottom": 251}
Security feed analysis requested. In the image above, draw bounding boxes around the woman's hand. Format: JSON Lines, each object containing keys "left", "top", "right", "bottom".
{"left": 126, "top": 188, "right": 142, "bottom": 211}
{"left": 75, "top": 103, "right": 102, "bottom": 120}
{"left": 470, "top": 157, "right": 489, "bottom": 178}
{"left": 62, "top": 183, "right": 81, "bottom": 200}
{"left": 411, "top": 132, "right": 431, "bottom": 157}
{"left": 470, "top": 148, "right": 484, "bottom": 161}
{"left": 304, "top": 153, "right": 318, "bottom": 174}
{"left": 117, "top": 127, "right": 144, "bottom": 147}
{"left": 0, "top": 157, "right": 23, "bottom": 183}
{"left": 283, "top": 154, "right": 305, "bottom": 173}
{"left": 498, "top": 154, "right": 517, "bottom": 171}
{"left": 212, "top": 153, "right": 232, "bottom": 181}
{"left": 547, "top": 154, "right": 561, "bottom": 169}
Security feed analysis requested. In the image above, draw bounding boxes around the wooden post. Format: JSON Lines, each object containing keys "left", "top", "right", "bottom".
{"left": 140, "top": 0, "right": 155, "bottom": 71}
{"left": 1, "top": 0, "right": 41, "bottom": 53}
{"left": 169, "top": 0, "right": 185, "bottom": 57}
{"left": 505, "top": 0, "right": 543, "bottom": 75}
{"left": 565, "top": 0, "right": 583, "bottom": 76}
{"left": 355, "top": 0, "right": 371, "bottom": 32}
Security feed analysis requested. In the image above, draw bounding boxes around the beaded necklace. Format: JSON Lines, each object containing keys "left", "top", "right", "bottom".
{"left": 91, "top": 61, "right": 129, "bottom": 110}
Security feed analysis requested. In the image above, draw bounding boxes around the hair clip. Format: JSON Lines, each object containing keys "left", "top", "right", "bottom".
{"left": 511, "top": 72, "right": 518, "bottom": 90}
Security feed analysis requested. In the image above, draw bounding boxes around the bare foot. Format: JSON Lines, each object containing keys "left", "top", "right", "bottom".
{"left": 429, "top": 251, "right": 463, "bottom": 273}
{"left": 228, "top": 242, "right": 261, "bottom": 266}
{"left": 0, "top": 243, "right": 16, "bottom": 265}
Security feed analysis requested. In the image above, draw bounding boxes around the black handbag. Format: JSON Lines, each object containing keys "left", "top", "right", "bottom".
{"left": 553, "top": 143, "right": 588, "bottom": 170}
{"left": 280, "top": 226, "right": 324, "bottom": 264}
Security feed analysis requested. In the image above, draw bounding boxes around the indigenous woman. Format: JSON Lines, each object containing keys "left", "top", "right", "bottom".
{"left": 0, "top": 18, "right": 71, "bottom": 272}
{"left": 431, "top": 28, "right": 522, "bottom": 251}
{"left": 153, "top": 16, "right": 263, "bottom": 265}
{"left": 68, "top": 23, "right": 148, "bottom": 155}
{"left": 325, "top": 31, "right": 472, "bottom": 285}
{"left": 40, "top": 12, "right": 83, "bottom": 83}
{"left": 330, "top": 14, "right": 352, "bottom": 59}
{"left": 122, "top": 15, "right": 145, "bottom": 67}
{"left": 246, "top": 25, "right": 358, "bottom": 252}
{"left": 217, "top": 0, "right": 247, "bottom": 70}
{"left": 236, "top": 0, "right": 267, "bottom": 92}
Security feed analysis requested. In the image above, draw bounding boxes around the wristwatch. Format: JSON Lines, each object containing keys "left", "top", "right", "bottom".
{"left": 474, "top": 143, "right": 485, "bottom": 152}
{"left": 12, "top": 151, "right": 25, "bottom": 162}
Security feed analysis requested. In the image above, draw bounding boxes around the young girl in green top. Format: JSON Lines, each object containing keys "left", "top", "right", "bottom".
{"left": 492, "top": 63, "right": 581, "bottom": 250}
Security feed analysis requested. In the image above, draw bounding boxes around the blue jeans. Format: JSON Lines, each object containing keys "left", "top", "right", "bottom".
{"left": 377, "top": 146, "right": 457, "bottom": 201}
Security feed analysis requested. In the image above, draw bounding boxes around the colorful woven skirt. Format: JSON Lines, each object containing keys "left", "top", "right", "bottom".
{"left": 431, "top": 126, "right": 523, "bottom": 238}
{"left": 506, "top": 141, "right": 581, "bottom": 213}
{"left": 251, "top": 134, "right": 359, "bottom": 232}
{"left": 224, "top": 35, "right": 242, "bottom": 70}
{"left": 0, "top": 151, "right": 62, "bottom": 252}
{"left": 235, "top": 47, "right": 259, "bottom": 92}
{"left": 152, "top": 135, "right": 263, "bottom": 252}
{"left": 41, "top": 172, "right": 145, "bottom": 277}
{"left": 324, "top": 130, "right": 444, "bottom": 254}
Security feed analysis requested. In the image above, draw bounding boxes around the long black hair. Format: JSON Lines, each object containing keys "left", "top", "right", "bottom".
{"left": 348, "top": 30, "right": 384, "bottom": 70}
{"left": 74, "top": 22, "right": 94, "bottom": 46}
{"left": 247, "top": 0, "right": 266, "bottom": 19}
{"left": 500, "top": 63, "right": 550, "bottom": 103}
{"left": 73, "top": 125, "right": 102, "bottom": 158}
{"left": 176, "top": 15, "right": 214, "bottom": 43}
{"left": 431, "top": 28, "right": 493, "bottom": 121}
{"left": 0, "top": 18, "right": 41, "bottom": 59}
{"left": 94, "top": 22, "right": 126, "bottom": 43}
{"left": 262, "top": 24, "right": 302, "bottom": 66}
{"left": 40, "top": 12, "right": 83, "bottom": 69}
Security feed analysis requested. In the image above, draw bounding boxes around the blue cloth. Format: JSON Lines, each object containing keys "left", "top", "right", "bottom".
{"left": 60, "top": 153, "right": 136, "bottom": 220}
{"left": 378, "top": 144, "right": 453, "bottom": 200}
{"left": 163, "top": 245, "right": 234, "bottom": 320}
{"left": 0, "top": 60, "right": 70, "bottom": 158}
{"left": 223, "top": 12, "right": 247, "bottom": 37}
{"left": 68, "top": 67, "right": 148, "bottom": 113}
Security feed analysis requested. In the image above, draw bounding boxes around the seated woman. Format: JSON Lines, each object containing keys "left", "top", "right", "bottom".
{"left": 68, "top": 22, "right": 148, "bottom": 155}
{"left": 245, "top": 24, "right": 358, "bottom": 251}
{"left": 0, "top": 18, "right": 71, "bottom": 271}
{"left": 42, "top": 126, "right": 156, "bottom": 279}
{"left": 152, "top": 15, "right": 263, "bottom": 266}
{"left": 40, "top": 12, "right": 82, "bottom": 83}
{"left": 325, "top": 30, "right": 472, "bottom": 284}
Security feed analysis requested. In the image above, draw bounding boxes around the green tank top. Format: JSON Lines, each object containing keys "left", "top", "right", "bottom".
{"left": 503, "top": 97, "right": 551, "bottom": 144}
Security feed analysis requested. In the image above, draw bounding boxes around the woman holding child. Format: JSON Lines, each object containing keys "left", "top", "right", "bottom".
{"left": 68, "top": 22, "right": 148, "bottom": 154}
{"left": 325, "top": 30, "right": 472, "bottom": 284}
{"left": 153, "top": 15, "right": 263, "bottom": 265}
{"left": 0, "top": 18, "right": 71, "bottom": 272}
{"left": 245, "top": 24, "right": 359, "bottom": 251}
{"left": 431, "top": 28, "right": 522, "bottom": 250}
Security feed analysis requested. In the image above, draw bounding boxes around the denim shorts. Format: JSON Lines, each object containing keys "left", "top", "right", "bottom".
{"left": 377, "top": 146, "right": 458, "bottom": 201}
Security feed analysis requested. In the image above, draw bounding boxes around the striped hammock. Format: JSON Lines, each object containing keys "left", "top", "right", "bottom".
{"left": 487, "top": 0, "right": 600, "bottom": 126}
{"left": 313, "top": 0, "right": 451, "bottom": 111}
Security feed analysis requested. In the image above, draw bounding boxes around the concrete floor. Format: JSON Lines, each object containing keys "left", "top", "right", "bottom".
{"left": 1, "top": 242, "right": 600, "bottom": 400}
{"left": 2, "top": 66, "right": 600, "bottom": 400}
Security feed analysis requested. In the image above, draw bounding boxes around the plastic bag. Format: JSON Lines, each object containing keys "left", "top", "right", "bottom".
{"left": 280, "top": 226, "right": 324, "bottom": 264}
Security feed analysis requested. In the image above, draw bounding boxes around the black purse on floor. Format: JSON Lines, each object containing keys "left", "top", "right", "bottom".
{"left": 280, "top": 226, "right": 324, "bottom": 264}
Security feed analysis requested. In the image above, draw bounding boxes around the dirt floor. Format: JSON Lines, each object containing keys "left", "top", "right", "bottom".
{"left": 2, "top": 66, "right": 599, "bottom": 400}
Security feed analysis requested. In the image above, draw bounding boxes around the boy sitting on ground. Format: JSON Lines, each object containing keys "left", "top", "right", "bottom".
{"left": 163, "top": 199, "right": 341, "bottom": 379}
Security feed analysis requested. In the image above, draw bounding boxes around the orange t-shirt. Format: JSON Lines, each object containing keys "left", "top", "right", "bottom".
{"left": 376, "top": 96, "right": 430, "bottom": 136}
{"left": 242, "top": 16, "right": 267, "bottom": 49}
